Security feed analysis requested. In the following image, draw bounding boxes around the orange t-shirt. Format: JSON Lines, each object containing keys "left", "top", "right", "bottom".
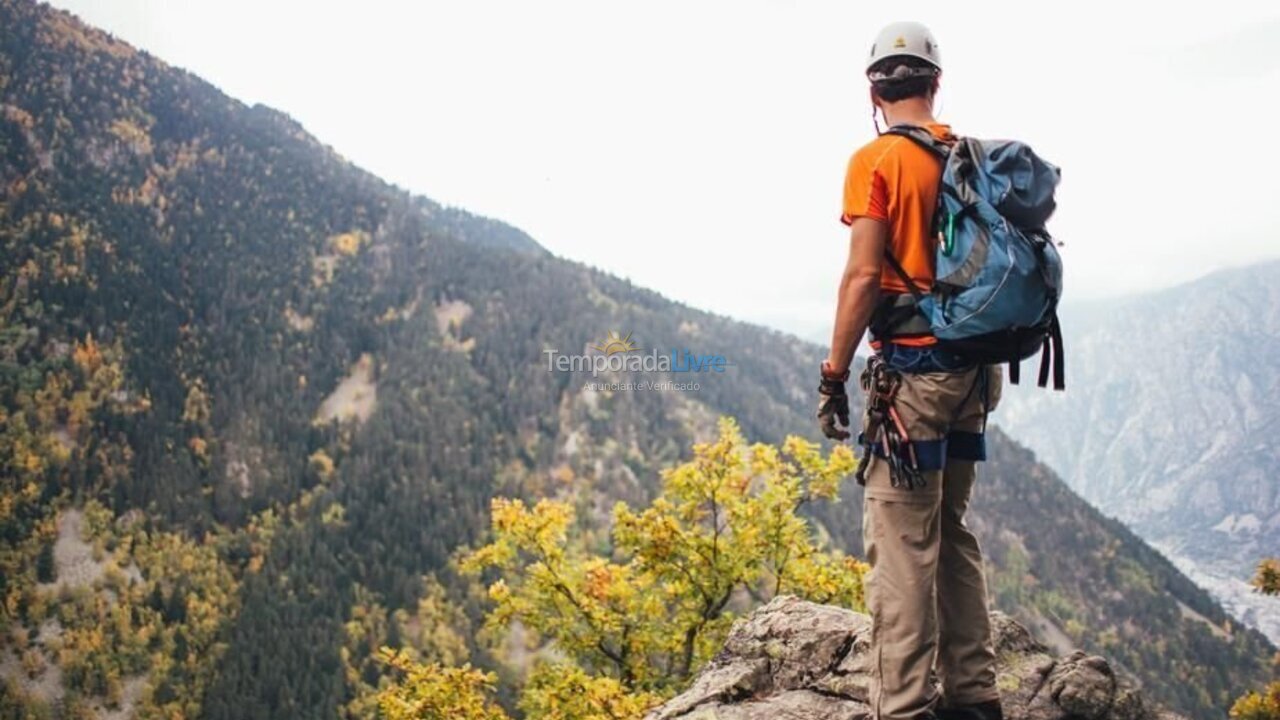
{"left": 840, "top": 122, "right": 954, "bottom": 346}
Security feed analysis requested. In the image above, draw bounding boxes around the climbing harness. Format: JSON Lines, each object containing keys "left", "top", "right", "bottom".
{"left": 854, "top": 356, "right": 926, "bottom": 491}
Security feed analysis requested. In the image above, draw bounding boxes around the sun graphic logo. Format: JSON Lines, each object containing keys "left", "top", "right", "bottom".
{"left": 592, "top": 331, "right": 639, "bottom": 356}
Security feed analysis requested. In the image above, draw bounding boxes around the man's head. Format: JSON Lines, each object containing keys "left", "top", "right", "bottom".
{"left": 865, "top": 21, "right": 942, "bottom": 112}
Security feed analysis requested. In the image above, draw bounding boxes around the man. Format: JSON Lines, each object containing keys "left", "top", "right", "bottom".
{"left": 817, "top": 21, "right": 1004, "bottom": 720}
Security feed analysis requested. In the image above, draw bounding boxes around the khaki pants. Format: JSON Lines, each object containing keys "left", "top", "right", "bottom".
{"left": 862, "top": 364, "right": 1002, "bottom": 720}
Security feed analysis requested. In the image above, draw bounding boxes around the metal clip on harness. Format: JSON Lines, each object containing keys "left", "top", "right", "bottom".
{"left": 854, "top": 356, "right": 926, "bottom": 490}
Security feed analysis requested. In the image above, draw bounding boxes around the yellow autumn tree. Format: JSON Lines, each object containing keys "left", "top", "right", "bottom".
{"left": 375, "top": 650, "right": 507, "bottom": 720}
{"left": 1230, "top": 559, "right": 1280, "bottom": 720}
{"left": 1232, "top": 682, "right": 1280, "bottom": 720}
{"left": 1254, "top": 558, "right": 1280, "bottom": 596}
{"left": 330, "top": 230, "right": 368, "bottom": 256}
{"left": 377, "top": 417, "right": 865, "bottom": 719}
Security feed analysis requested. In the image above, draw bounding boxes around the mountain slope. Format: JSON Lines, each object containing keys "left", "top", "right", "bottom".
{"left": 0, "top": 2, "right": 1272, "bottom": 719}
{"left": 997, "top": 261, "right": 1280, "bottom": 642}
{"left": 972, "top": 429, "right": 1269, "bottom": 714}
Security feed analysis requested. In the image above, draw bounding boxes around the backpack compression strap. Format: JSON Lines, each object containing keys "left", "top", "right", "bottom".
{"left": 1038, "top": 316, "right": 1065, "bottom": 390}
{"left": 1009, "top": 315, "right": 1066, "bottom": 391}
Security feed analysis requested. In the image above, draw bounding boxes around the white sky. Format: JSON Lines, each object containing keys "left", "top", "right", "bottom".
{"left": 49, "top": 0, "right": 1280, "bottom": 341}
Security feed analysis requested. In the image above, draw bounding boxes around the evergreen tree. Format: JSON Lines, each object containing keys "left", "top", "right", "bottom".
{"left": 35, "top": 542, "right": 56, "bottom": 584}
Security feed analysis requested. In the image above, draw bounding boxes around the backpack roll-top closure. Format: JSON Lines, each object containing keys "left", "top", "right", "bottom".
{"left": 968, "top": 140, "right": 1060, "bottom": 229}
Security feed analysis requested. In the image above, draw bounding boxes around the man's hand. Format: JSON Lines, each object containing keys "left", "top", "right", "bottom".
{"left": 818, "top": 362, "right": 851, "bottom": 440}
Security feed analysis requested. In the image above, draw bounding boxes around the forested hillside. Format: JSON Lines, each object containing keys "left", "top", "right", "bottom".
{"left": 0, "top": 1, "right": 1272, "bottom": 718}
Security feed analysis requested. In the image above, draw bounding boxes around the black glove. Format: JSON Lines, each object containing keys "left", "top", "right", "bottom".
{"left": 818, "top": 361, "right": 851, "bottom": 440}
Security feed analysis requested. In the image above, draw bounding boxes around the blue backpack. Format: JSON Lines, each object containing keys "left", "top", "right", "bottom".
{"left": 876, "top": 125, "right": 1065, "bottom": 390}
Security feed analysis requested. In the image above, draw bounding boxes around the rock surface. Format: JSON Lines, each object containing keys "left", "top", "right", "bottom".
{"left": 647, "top": 596, "right": 1182, "bottom": 720}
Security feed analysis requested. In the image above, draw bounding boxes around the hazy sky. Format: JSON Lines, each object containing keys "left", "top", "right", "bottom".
{"left": 49, "top": 0, "right": 1280, "bottom": 340}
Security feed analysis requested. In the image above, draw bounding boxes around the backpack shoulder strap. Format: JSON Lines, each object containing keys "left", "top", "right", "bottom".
{"left": 883, "top": 124, "right": 953, "bottom": 161}
{"left": 876, "top": 125, "right": 951, "bottom": 307}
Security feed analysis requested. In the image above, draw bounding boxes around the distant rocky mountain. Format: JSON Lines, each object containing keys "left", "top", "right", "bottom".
{"left": 996, "top": 261, "right": 1280, "bottom": 642}
{"left": 0, "top": 1, "right": 1272, "bottom": 719}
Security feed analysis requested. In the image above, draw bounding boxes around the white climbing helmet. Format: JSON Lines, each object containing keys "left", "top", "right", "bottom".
{"left": 865, "top": 21, "right": 942, "bottom": 80}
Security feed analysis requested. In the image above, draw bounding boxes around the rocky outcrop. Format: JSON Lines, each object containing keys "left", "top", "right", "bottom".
{"left": 647, "top": 596, "right": 1182, "bottom": 720}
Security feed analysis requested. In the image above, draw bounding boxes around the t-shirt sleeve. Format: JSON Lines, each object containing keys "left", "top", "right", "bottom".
{"left": 841, "top": 147, "right": 889, "bottom": 226}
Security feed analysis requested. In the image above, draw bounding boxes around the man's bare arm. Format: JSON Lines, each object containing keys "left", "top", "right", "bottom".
{"left": 826, "top": 217, "right": 889, "bottom": 374}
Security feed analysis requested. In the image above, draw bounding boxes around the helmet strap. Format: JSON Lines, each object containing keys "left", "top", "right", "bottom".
{"left": 870, "top": 89, "right": 884, "bottom": 136}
